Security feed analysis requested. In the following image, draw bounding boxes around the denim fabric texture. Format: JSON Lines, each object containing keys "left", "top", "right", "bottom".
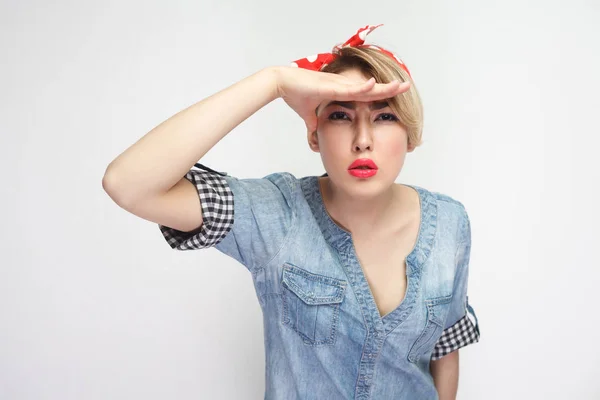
{"left": 159, "top": 166, "right": 480, "bottom": 400}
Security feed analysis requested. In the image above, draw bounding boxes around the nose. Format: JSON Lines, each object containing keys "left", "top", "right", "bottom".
{"left": 352, "top": 120, "right": 373, "bottom": 152}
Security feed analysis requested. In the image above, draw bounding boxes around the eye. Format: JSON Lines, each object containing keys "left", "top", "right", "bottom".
{"left": 328, "top": 111, "right": 350, "bottom": 121}
{"left": 376, "top": 113, "right": 399, "bottom": 122}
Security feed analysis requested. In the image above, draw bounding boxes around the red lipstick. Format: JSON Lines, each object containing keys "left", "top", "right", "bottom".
{"left": 348, "top": 158, "right": 378, "bottom": 178}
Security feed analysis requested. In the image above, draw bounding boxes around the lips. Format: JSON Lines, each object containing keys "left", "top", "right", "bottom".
{"left": 348, "top": 158, "right": 378, "bottom": 170}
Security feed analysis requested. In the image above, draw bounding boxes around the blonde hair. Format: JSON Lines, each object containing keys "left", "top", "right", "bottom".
{"left": 320, "top": 46, "right": 424, "bottom": 148}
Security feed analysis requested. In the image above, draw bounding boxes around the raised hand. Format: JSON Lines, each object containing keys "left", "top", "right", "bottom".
{"left": 274, "top": 66, "right": 411, "bottom": 133}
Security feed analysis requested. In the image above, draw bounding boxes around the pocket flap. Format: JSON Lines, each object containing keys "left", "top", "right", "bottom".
{"left": 282, "top": 263, "right": 347, "bottom": 306}
{"left": 425, "top": 294, "right": 453, "bottom": 326}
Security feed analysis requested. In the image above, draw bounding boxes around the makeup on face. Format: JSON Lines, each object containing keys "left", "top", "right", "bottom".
{"left": 320, "top": 101, "right": 400, "bottom": 124}
{"left": 347, "top": 158, "right": 378, "bottom": 178}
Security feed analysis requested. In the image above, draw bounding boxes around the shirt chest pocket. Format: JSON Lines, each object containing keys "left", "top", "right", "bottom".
{"left": 281, "top": 263, "right": 347, "bottom": 346}
{"left": 408, "top": 294, "right": 453, "bottom": 363}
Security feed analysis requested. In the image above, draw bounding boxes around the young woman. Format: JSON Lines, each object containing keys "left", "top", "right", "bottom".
{"left": 103, "top": 25, "right": 480, "bottom": 400}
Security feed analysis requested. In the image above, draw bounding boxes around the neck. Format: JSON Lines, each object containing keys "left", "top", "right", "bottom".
{"left": 319, "top": 176, "right": 398, "bottom": 235}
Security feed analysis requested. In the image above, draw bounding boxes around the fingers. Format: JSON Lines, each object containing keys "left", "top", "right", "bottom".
{"left": 318, "top": 78, "right": 373, "bottom": 99}
{"left": 340, "top": 77, "right": 378, "bottom": 95}
{"left": 356, "top": 77, "right": 376, "bottom": 91}
{"left": 330, "top": 80, "right": 410, "bottom": 102}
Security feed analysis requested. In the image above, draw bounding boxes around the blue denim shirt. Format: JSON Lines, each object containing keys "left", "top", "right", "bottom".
{"left": 160, "top": 165, "right": 480, "bottom": 400}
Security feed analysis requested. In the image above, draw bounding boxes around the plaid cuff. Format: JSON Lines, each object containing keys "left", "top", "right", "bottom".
{"left": 159, "top": 167, "right": 234, "bottom": 250}
{"left": 431, "top": 309, "right": 480, "bottom": 360}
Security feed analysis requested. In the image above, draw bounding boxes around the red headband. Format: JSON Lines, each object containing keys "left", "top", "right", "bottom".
{"left": 290, "top": 24, "right": 411, "bottom": 78}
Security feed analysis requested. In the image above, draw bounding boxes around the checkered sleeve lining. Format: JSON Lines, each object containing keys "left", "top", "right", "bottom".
{"left": 159, "top": 168, "right": 234, "bottom": 250}
{"left": 431, "top": 308, "right": 480, "bottom": 360}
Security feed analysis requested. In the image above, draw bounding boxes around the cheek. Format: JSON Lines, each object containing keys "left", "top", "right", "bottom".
{"left": 316, "top": 132, "right": 348, "bottom": 165}
{"left": 319, "top": 137, "right": 344, "bottom": 159}
{"left": 380, "top": 131, "right": 408, "bottom": 154}
{"left": 378, "top": 131, "right": 409, "bottom": 168}
{"left": 316, "top": 126, "right": 346, "bottom": 152}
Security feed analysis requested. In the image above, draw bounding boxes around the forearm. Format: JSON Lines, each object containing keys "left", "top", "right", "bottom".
{"left": 430, "top": 350, "right": 459, "bottom": 400}
{"left": 103, "top": 67, "right": 280, "bottom": 205}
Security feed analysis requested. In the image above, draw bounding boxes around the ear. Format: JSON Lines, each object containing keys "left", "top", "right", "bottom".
{"left": 307, "top": 129, "right": 320, "bottom": 153}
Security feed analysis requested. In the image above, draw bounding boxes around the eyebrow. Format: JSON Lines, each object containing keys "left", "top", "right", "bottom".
{"left": 317, "top": 100, "right": 390, "bottom": 115}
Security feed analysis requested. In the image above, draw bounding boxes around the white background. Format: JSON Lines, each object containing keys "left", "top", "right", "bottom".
{"left": 1, "top": 0, "right": 599, "bottom": 399}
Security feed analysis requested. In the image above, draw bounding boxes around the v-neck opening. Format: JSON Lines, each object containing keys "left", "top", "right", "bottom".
{"left": 379, "top": 184, "right": 423, "bottom": 321}
{"left": 312, "top": 176, "right": 427, "bottom": 327}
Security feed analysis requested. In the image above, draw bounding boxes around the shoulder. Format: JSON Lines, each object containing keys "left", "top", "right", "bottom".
{"left": 219, "top": 170, "right": 301, "bottom": 202}
{"left": 429, "top": 188, "right": 471, "bottom": 244}
{"left": 265, "top": 171, "right": 300, "bottom": 191}
{"left": 408, "top": 184, "right": 470, "bottom": 237}
{"left": 433, "top": 190, "right": 469, "bottom": 226}
{"left": 430, "top": 188, "right": 467, "bottom": 213}
{"left": 409, "top": 184, "right": 467, "bottom": 214}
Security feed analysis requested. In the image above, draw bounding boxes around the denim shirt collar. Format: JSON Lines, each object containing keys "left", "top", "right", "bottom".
{"left": 300, "top": 175, "right": 437, "bottom": 277}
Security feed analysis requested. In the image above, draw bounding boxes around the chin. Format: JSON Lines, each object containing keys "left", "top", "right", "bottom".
{"left": 339, "top": 171, "right": 394, "bottom": 195}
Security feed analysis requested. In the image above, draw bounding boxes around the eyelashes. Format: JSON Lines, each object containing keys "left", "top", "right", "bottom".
{"left": 327, "top": 111, "right": 399, "bottom": 122}
{"left": 328, "top": 111, "right": 349, "bottom": 121}
{"left": 376, "top": 113, "right": 400, "bottom": 122}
